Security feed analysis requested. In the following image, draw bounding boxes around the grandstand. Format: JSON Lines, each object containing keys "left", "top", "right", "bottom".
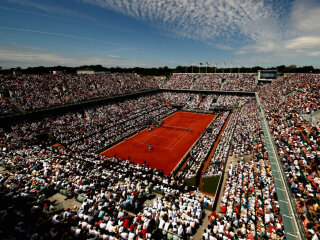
{"left": 0, "top": 72, "right": 319, "bottom": 240}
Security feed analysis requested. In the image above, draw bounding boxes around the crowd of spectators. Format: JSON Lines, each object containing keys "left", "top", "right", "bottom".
{"left": 0, "top": 96, "right": 16, "bottom": 114}
{"left": 163, "top": 73, "right": 257, "bottom": 91}
{"left": 163, "top": 74, "right": 202, "bottom": 89}
{"left": 197, "top": 95, "right": 218, "bottom": 110}
{"left": 259, "top": 73, "right": 320, "bottom": 238}
{"left": 202, "top": 73, "right": 320, "bottom": 239}
{"left": 200, "top": 95, "right": 250, "bottom": 110}
{"left": 203, "top": 95, "right": 288, "bottom": 239}
{"left": 0, "top": 89, "right": 222, "bottom": 239}
{"left": 162, "top": 92, "right": 192, "bottom": 106}
{"left": 0, "top": 73, "right": 258, "bottom": 114}
{"left": 178, "top": 112, "right": 229, "bottom": 179}
{"left": 140, "top": 194, "right": 204, "bottom": 239}
{"left": 230, "top": 99, "right": 263, "bottom": 158}
{"left": 0, "top": 124, "right": 204, "bottom": 239}
{"left": 204, "top": 110, "right": 239, "bottom": 177}
{"left": 162, "top": 92, "right": 205, "bottom": 110}
{"left": 162, "top": 92, "right": 247, "bottom": 111}
{"left": 11, "top": 93, "right": 175, "bottom": 153}
{"left": 0, "top": 73, "right": 160, "bottom": 112}
{"left": 221, "top": 74, "right": 257, "bottom": 91}
{"left": 270, "top": 74, "right": 319, "bottom": 113}
{"left": 184, "top": 94, "right": 201, "bottom": 109}
{"left": 205, "top": 158, "right": 285, "bottom": 239}
{"left": 1, "top": 72, "right": 319, "bottom": 239}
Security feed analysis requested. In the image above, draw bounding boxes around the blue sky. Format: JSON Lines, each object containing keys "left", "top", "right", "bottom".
{"left": 0, "top": 0, "right": 320, "bottom": 68}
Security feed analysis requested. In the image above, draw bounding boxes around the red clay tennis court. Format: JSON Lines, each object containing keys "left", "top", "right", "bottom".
{"left": 101, "top": 111, "right": 215, "bottom": 175}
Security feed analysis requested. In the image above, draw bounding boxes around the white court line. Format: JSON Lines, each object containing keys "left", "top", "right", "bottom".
{"left": 158, "top": 117, "right": 193, "bottom": 149}
{"left": 137, "top": 114, "right": 178, "bottom": 144}
{"left": 139, "top": 123, "right": 177, "bottom": 145}
{"left": 168, "top": 120, "right": 200, "bottom": 150}
{"left": 168, "top": 117, "right": 203, "bottom": 149}
{"left": 167, "top": 131, "right": 189, "bottom": 150}
{"left": 140, "top": 128, "right": 177, "bottom": 148}
{"left": 140, "top": 117, "right": 182, "bottom": 147}
{"left": 137, "top": 127, "right": 161, "bottom": 144}
{"left": 137, "top": 114, "right": 179, "bottom": 145}
{"left": 166, "top": 119, "right": 201, "bottom": 150}
{"left": 138, "top": 113, "right": 209, "bottom": 151}
{"left": 136, "top": 141, "right": 171, "bottom": 150}
{"left": 152, "top": 133, "right": 172, "bottom": 139}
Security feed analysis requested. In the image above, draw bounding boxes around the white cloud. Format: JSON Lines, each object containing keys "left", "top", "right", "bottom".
{"left": 235, "top": 50, "right": 246, "bottom": 55}
{"left": 285, "top": 36, "right": 320, "bottom": 49}
{"left": 215, "top": 44, "right": 233, "bottom": 51}
{"left": 290, "top": 0, "right": 320, "bottom": 34}
{"left": 228, "top": 0, "right": 320, "bottom": 61}
{"left": 0, "top": 46, "right": 154, "bottom": 68}
{"left": 6, "top": 0, "right": 94, "bottom": 21}
{"left": 0, "top": 26, "right": 124, "bottom": 47}
{"left": 81, "top": 0, "right": 283, "bottom": 46}
{"left": 252, "top": 41, "right": 281, "bottom": 53}
{"left": 80, "top": 0, "right": 320, "bottom": 65}
{"left": 0, "top": 6, "right": 141, "bottom": 36}
{"left": 308, "top": 51, "right": 320, "bottom": 56}
{"left": 3, "top": 0, "right": 320, "bottom": 66}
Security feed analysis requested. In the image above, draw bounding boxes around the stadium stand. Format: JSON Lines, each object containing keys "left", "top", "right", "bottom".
{"left": 0, "top": 97, "right": 16, "bottom": 114}
{"left": 204, "top": 109, "right": 240, "bottom": 177}
{"left": 0, "top": 72, "right": 319, "bottom": 239}
{"left": 162, "top": 73, "right": 257, "bottom": 91}
{"left": 0, "top": 73, "right": 258, "bottom": 114}
{"left": 0, "top": 73, "right": 160, "bottom": 112}
{"left": 10, "top": 93, "right": 175, "bottom": 153}
{"left": 179, "top": 112, "right": 229, "bottom": 179}
{"left": 259, "top": 74, "right": 320, "bottom": 239}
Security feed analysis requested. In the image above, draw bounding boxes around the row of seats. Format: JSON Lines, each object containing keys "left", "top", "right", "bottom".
{"left": 0, "top": 73, "right": 258, "bottom": 114}
{"left": 178, "top": 112, "right": 229, "bottom": 179}
{"left": 0, "top": 73, "right": 160, "bottom": 112}
{"left": 259, "top": 73, "right": 320, "bottom": 238}
{"left": 204, "top": 98, "right": 286, "bottom": 239}
{"left": 163, "top": 73, "right": 257, "bottom": 91}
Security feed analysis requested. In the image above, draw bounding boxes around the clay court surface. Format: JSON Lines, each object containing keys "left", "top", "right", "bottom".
{"left": 101, "top": 111, "right": 215, "bottom": 175}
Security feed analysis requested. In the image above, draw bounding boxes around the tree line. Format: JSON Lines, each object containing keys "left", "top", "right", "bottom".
{"left": 0, "top": 64, "right": 319, "bottom": 76}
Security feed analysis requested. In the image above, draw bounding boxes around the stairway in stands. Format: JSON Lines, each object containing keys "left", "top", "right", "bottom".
{"left": 300, "top": 109, "right": 320, "bottom": 125}
{"left": 9, "top": 98, "right": 26, "bottom": 113}
{"left": 197, "top": 95, "right": 208, "bottom": 109}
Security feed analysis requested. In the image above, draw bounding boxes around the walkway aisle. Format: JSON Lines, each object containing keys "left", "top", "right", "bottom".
{"left": 193, "top": 209, "right": 211, "bottom": 239}
{"left": 256, "top": 93, "right": 304, "bottom": 240}
{"left": 213, "top": 155, "right": 236, "bottom": 213}
{"left": 9, "top": 98, "right": 25, "bottom": 113}
{"left": 48, "top": 193, "right": 82, "bottom": 211}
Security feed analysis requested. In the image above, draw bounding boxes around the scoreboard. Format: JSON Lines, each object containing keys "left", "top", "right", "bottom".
{"left": 260, "top": 70, "right": 277, "bottom": 79}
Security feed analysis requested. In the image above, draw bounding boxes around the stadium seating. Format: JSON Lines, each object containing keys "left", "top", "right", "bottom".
{"left": 163, "top": 73, "right": 257, "bottom": 91}
{"left": 259, "top": 74, "right": 320, "bottom": 238}
{"left": 0, "top": 73, "right": 319, "bottom": 239}
{"left": 0, "top": 73, "right": 160, "bottom": 112}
